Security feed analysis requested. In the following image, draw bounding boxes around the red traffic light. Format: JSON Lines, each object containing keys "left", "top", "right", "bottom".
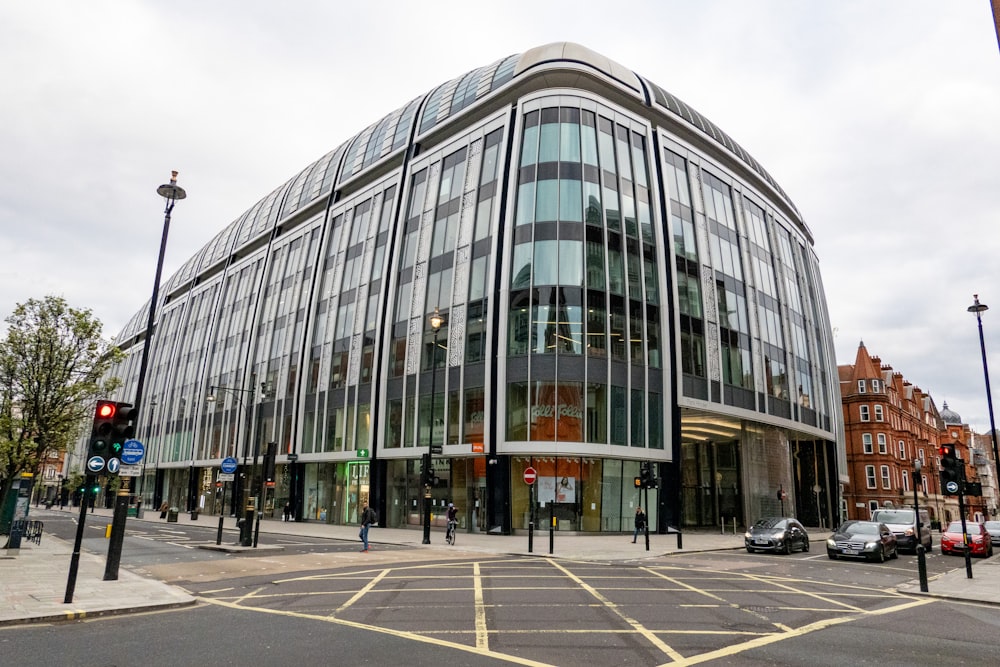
{"left": 939, "top": 444, "right": 955, "bottom": 458}
{"left": 96, "top": 401, "right": 116, "bottom": 419}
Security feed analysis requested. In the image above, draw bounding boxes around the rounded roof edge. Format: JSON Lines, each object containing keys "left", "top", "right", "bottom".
{"left": 514, "top": 42, "right": 642, "bottom": 94}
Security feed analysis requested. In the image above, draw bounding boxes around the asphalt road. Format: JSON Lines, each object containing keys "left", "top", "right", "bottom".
{"left": 12, "top": 516, "right": 1000, "bottom": 665}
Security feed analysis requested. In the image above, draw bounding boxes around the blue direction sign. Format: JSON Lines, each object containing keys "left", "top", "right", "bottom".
{"left": 106, "top": 458, "right": 121, "bottom": 474}
{"left": 120, "top": 439, "right": 145, "bottom": 465}
{"left": 221, "top": 457, "right": 238, "bottom": 474}
{"left": 87, "top": 456, "right": 105, "bottom": 473}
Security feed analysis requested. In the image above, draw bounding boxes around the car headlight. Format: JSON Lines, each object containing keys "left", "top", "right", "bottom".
{"left": 826, "top": 538, "right": 835, "bottom": 547}
{"left": 904, "top": 528, "right": 914, "bottom": 536}
{"left": 772, "top": 531, "right": 785, "bottom": 540}
{"left": 864, "top": 541, "right": 878, "bottom": 549}
{"left": 744, "top": 532, "right": 752, "bottom": 540}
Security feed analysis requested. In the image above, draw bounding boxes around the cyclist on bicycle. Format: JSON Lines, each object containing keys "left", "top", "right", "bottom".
{"left": 446, "top": 503, "right": 458, "bottom": 545}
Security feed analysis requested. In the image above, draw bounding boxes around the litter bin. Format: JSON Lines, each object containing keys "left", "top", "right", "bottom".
{"left": 190, "top": 510, "right": 199, "bottom": 520}
{"left": 166, "top": 508, "right": 179, "bottom": 523}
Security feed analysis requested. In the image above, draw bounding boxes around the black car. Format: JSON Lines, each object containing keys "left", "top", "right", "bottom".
{"left": 827, "top": 520, "right": 897, "bottom": 562}
{"left": 745, "top": 517, "right": 810, "bottom": 554}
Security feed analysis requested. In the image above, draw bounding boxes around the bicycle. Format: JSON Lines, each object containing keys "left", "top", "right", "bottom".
{"left": 445, "top": 520, "right": 457, "bottom": 545}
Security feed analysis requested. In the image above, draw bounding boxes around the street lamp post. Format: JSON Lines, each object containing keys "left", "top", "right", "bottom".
{"left": 968, "top": 295, "right": 1000, "bottom": 504}
{"left": 912, "top": 459, "right": 928, "bottom": 592}
{"left": 423, "top": 308, "right": 445, "bottom": 545}
{"left": 207, "top": 382, "right": 262, "bottom": 547}
{"left": 99, "top": 172, "right": 185, "bottom": 585}
{"left": 137, "top": 398, "right": 157, "bottom": 516}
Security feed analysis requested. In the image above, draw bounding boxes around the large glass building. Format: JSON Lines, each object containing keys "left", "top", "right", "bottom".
{"left": 97, "top": 43, "right": 844, "bottom": 535}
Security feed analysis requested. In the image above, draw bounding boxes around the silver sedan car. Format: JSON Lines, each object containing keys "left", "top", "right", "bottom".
{"left": 984, "top": 520, "right": 1000, "bottom": 546}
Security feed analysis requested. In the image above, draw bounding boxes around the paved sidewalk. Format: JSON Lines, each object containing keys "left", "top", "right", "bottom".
{"left": 3, "top": 507, "right": 998, "bottom": 627}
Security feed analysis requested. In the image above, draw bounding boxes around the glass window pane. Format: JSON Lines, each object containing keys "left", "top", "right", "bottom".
{"left": 511, "top": 243, "right": 533, "bottom": 289}
{"left": 520, "top": 125, "right": 539, "bottom": 167}
{"left": 515, "top": 182, "right": 535, "bottom": 226}
{"left": 584, "top": 182, "right": 602, "bottom": 226}
{"left": 610, "top": 385, "right": 627, "bottom": 445}
{"left": 556, "top": 382, "right": 584, "bottom": 440}
{"left": 539, "top": 122, "right": 559, "bottom": 163}
{"left": 586, "top": 383, "right": 607, "bottom": 442}
{"left": 535, "top": 179, "right": 558, "bottom": 223}
{"left": 560, "top": 121, "right": 580, "bottom": 162}
{"left": 533, "top": 240, "right": 559, "bottom": 285}
{"left": 630, "top": 388, "right": 644, "bottom": 447}
{"left": 559, "top": 179, "right": 582, "bottom": 222}
{"left": 558, "top": 240, "right": 583, "bottom": 286}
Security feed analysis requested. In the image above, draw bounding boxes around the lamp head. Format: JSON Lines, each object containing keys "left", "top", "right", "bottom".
{"left": 429, "top": 307, "right": 445, "bottom": 331}
{"left": 968, "top": 294, "right": 988, "bottom": 314}
{"left": 156, "top": 170, "right": 187, "bottom": 201}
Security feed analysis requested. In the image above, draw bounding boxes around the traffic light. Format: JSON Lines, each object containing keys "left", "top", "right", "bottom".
{"left": 421, "top": 452, "right": 436, "bottom": 487}
{"left": 87, "top": 400, "right": 117, "bottom": 461}
{"left": 639, "top": 463, "right": 657, "bottom": 489}
{"left": 263, "top": 442, "right": 277, "bottom": 484}
{"left": 940, "top": 443, "right": 961, "bottom": 494}
{"left": 107, "top": 401, "right": 137, "bottom": 463}
{"left": 87, "top": 400, "right": 137, "bottom": 473}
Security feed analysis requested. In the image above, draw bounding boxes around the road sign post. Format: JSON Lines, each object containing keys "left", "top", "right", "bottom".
{"left": 218, "top": 457, "right": 238, "bottom": 545}
{"left": 524, "top": 467, "right": 536, "bottom": 553}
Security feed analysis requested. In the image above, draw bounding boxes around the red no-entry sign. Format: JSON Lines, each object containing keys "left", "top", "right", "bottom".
{"left": 523, "top": 467, "right": 537, "bottom": 485}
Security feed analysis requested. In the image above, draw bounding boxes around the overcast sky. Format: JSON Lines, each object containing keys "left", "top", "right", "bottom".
{"left": 2, "top": 1, "right": 998, "bottom": 431}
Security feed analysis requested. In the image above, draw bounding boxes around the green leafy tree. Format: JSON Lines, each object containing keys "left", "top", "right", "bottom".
{"left": 0, "top": 296, "right": 121, "bottom": 529}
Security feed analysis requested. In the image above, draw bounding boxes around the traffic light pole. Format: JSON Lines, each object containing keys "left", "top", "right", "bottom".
{"left": 644, "top": 482, "right": 650, "bottom": 552}
{"left": 64, "top": 475, "right": 94, "bottom": 603}
{"left": 104, "top": 486, "right": 130, "bottom": 580}
{"left": 958, "top": 472, "right": 973, "bottom": 579}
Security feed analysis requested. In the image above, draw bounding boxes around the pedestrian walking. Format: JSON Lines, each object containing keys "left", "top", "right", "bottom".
{"left": 282, "top": 501, "right": 291, "bottom": 522}
{"left": 632, "top": 506, "right": 646, "bottom": 543}
{"left": 159, "top": 501, "right": 170, "bottom": 519}
{"left": 359, "top": 502, "right": 377, "bottom": 552}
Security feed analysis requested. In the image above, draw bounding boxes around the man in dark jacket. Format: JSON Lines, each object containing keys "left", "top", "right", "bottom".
{"left": 360, "top": 503, "right": 376, "bottom": 552}
{"left": 632, "top": 507, "right": 646, "bottom": 543}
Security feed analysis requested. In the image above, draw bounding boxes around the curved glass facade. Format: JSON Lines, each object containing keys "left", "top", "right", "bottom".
{"left": 98, "top": 43, "right": 843, "bottom": 534}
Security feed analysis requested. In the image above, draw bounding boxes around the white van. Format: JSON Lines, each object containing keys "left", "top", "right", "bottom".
{"left": 870, "top": 507, "right": 932, "bottom": 553}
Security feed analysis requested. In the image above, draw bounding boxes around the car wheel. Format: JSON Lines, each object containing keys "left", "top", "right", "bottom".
{"left": 827, "top": 552, "right": 837, "bottom": 560}
{"left": 803, "top": 539, "right": 810, "bottom": 553}
{"left": 890, "top": 545, "right": 899, "bottom": 560}
{"left": 782, "top": 540, "right": 791, "bottom": 555}
{"left": 746, "top": 546, "right": 755, "bottom": 553}
{"left": 874, "top": 547, "right": 885, "bottom": 563}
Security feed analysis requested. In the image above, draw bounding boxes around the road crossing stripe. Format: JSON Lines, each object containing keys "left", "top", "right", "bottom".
{"left": 473, "top": 562, "right": 489, "bottom": 651}
{"left": 664, "top": 598, "right": 935, "bottom": 666}
{"left": 335, "top": 568, "right": 389, "bottom": 615}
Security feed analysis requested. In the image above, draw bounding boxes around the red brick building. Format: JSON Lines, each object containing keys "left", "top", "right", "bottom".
{"left": 838, "top": 342, "right": 961, "bottom": 524}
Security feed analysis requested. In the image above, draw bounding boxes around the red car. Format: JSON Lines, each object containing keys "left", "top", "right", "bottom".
{"left": 940, "top": 521, "right": 994, "bottom": 558}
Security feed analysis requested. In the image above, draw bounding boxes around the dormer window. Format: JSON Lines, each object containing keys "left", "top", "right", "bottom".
{"left": 858, "top": 380, "right": 866, "bottom": 393}
{"left": 871, "top": 379, "right": 880, "bottom": 393}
